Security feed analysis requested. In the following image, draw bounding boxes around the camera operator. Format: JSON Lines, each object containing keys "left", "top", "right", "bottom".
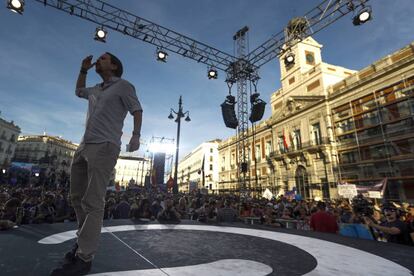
{"left": 363, "top": 203, "right": 413, "bottom": 246}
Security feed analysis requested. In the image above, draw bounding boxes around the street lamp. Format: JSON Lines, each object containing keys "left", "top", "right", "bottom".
{"left": 168, "top": 95, "right": 191, "bottom": 194}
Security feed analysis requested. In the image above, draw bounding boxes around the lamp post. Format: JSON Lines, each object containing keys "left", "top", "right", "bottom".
{"left": 168, "top": 95, "right": 191, "bottom": 194}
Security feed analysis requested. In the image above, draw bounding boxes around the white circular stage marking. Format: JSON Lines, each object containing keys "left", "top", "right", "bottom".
{"left": 39, "top": 224, "right": 413, "bottom": 276}
{"left": 88, "top": 259, "right": 273, "bottom": 276}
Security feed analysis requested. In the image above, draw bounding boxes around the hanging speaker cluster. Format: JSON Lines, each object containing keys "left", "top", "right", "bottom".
{"left": 221, "top": 95, "right": 238, "bottom": 129}
{"left": 249, "top": 93, "right": 266, "bottom": 123}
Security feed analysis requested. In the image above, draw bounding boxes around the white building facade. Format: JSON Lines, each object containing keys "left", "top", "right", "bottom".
{"left": 0, "top": 115, "right": 20, "bottom": 170}
{"left": 114, "top": 155, "right": 151, "bottom": 187}
{"left": 176, "top": 139, "right": 221, "bottom": 193}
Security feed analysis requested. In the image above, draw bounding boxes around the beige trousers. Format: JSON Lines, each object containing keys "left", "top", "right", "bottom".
{"left": 69, "top": 142, "right": 120, "bottom": 262}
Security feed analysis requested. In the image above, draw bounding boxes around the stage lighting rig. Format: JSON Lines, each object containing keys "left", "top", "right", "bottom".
{"left": 7, "top": 0, "right": 24, "bottom": 14}
{"left": 353, "top": 6, "right": 372, "bottom": 25}
{"left": 208, "top": 68, "right": 218, "bottom": 79}
{"left": 94, "top": 27, "right": 107, "bottom": 42}
{"left": 284, "top": 52, "right": 295, "bottom": 66}
{"left": 157, "top": 49, "right": 168, "bottom": 62}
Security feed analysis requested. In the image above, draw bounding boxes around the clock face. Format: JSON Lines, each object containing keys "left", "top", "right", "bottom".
{"left": 306, "top": 53, "right": 315, "bottom": 64}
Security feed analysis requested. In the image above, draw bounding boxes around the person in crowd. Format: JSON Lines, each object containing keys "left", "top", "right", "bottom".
{"left": 177, "top": 197, "right": 188, "bottom": 219}
{"left": 54, "top": 193, "right": 72, "bottom": 223}
{"left": 217, "top": 200, "right": 238, "bottom": 223}
{"left": 157, "top": 198, "right": 180, "bottom": 223}
{"left": 0, "top": 197, "right": 22, "bottom": 225}
{"left": 188, "top": 199, "right": 198, "bottom": 220}
{"left": 280, "top": 207, "right": 294, "bottom": 220}
{"left": 197, "top": 201, "right": 216, "bottom": 223}
{"left": 363, "top": 203, "right": 413, "bottom": 245}
{"left": 113, "top": 194, "right": 131, "bottom": 219}
{"left": 137, "top": 198, "right": 152, "bottom": 219}
{"left": 150, "top": 196, "right": 163, "bottom": 220}
{"left": 33, "top": 193, "right": 55, "bottom": 224}
{"left": 310, "top": 201, "right": 339, "bottom": 234}
{"left": 103, "top": 198, "right": 116, "bottom": 220}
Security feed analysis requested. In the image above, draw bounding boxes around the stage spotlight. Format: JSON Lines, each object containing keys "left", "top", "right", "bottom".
{"left": 157, "top": 49, "right": 168, "bottom": 62}
{"left": 94, "top": 27, "right": 107, "bottom": 42}
{"left": 7, "top": 0, "right": 24, "bottom": 14}
{"left": 208, "top": 68, "right": 218, "bottom": 79}
{"left": 353, "top": 6, "right": 372, "bottom": 25}
{"left": 284, "top": 52, "right": 295, "bottom": 66}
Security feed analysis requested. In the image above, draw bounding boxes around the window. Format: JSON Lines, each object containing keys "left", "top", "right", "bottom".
{"left": 209, "top": 164, "right": 213, "bottom": 171}
{"left": 255, "top": 144, "right": 261, "bottom": 161}
{"left": 293, "top": 129, "right": 302, "bottom": 150}
{"left": 210, "top": 148, "right": 213, "bottom": 153}
{"left": 312, "top": 123, "right": 322, "bottom": 145}
{"left": 305, "top": 51, "right": 315, "bottom": 65}
{"left": 278, "top": 136, "right": 286, "bottom": 153}
{"left": 210, "top": 156, "right": 213, "bottom": 162}
{"left": 265, "top": 141, "right": 272, "bottom": 157}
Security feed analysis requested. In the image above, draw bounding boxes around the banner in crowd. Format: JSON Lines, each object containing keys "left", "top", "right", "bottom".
{"left": 356, "top": 178, "right": 387, "bottom": 195}
{"left": 11, "top": 162, "right": 35, "bottom": 171}
{"left": 337, "top": 183, "right": 358, "bottom": 198}
{"left": 262, "top": 188, "right": 273, "bottom": 200}
{"left": 338, "top": 178, "right": 387, "bottom": 198}
{"left": 284, "top": 187, "right": 296, "bottom": 200}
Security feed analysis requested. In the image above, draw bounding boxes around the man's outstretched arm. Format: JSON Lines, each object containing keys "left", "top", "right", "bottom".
{"left": 128, "top": 110, "right": 142, "bottom": 152}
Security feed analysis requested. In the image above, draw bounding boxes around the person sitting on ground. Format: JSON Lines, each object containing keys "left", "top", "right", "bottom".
{"left": 103, "top": 197, "right": 116, "bottom": 220}
{"left": 151, "top": 196, "right": 163, "bottom": 220}
{"left": 138, "top": 198, "right": 152, "bottom": 219}
{"left": 176, "top": 197, "right": 188, "bottom": 219}
{"left": 113, "top": 194, "right": 131, "bottom": 219}
{"left": 0, "top": 197, "right": 23, "bottom": 226}
{"left": 217, "top": 200, "right": 238, "bottom": 223}
{"left": 196, "top": 201, "right": 216, "bottom": 223}
{"left": 157, "top": 198, "right": 180, "bottom": 223}
{"left": 32, "top": 193, "right": 55, "bottom": 224}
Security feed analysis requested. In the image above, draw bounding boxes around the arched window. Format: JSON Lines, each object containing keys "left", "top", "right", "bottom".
{"left": 295, "top": 165, "right": 310, "bottom": 199}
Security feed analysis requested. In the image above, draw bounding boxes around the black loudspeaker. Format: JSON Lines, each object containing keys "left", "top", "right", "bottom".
{"left": 221, "top": 95, "right": 238, "bottom": 129}
{"left": 249, "top": 100, "right": 266, "bottom": 123}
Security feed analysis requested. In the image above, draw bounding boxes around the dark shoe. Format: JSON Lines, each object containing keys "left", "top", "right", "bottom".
{"left": 50, "top": 256, "right": 92, "bottom": 276}
{"left": 64, "top": 243, "right": 78, "bottom": 264}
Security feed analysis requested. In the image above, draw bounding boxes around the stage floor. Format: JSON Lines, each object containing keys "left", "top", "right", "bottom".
{"left": 0, "top": 219, "right": 413, "bottom": 276}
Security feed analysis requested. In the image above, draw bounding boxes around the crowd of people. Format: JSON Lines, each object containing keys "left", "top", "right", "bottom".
{"left": 1, "top": 183, "right": 413, "bottom": 246}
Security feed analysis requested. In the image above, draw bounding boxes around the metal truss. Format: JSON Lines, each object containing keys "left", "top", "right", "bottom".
{"left": 32, "top": 0, "right": 370, "bottom": 192}
{"left": 247, "top": 0, "right": 370, "bottom": 67}
{"left": 34, "top": 0, "right": 237, "bottom": 71}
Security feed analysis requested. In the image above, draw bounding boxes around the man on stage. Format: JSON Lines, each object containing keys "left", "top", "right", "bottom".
{"left": 51, "top": 52, "right": 143, "bottom": 276}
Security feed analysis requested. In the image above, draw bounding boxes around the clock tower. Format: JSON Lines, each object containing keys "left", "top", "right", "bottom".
{"left": 279, "top": 36, "right": 323, "bottom": 91}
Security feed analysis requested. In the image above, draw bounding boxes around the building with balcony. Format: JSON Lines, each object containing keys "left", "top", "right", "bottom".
{"left": 0, "top": 114, "right": 20, "bottom": 170}
{"left": 218, "top": 37, "right": 414, "bottom": 201}
{"left": 330, "top": 44, "right": 414, "bottom": 201}
{"left": 13, "top": 134, "right": 78, "bottom": 185}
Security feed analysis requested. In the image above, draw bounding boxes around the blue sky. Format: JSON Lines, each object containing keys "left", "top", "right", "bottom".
{"left": 0, "top": 0, "right": 413, "bottom": 161}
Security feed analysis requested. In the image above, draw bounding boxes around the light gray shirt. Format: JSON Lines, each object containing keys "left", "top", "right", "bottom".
{"left": 75, "top": 77, "right": 142, "bottom": 148}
